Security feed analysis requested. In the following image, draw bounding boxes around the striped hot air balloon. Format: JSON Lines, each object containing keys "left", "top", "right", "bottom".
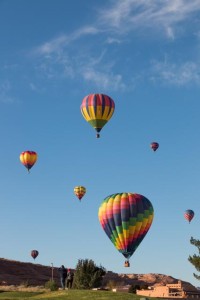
{"left": 184, "top": 209, "right": 194, "bottom": 223}
{"left": 20, "top": 151, "right": 38, "bottom": 172}
{"left": 74, "top": 186, "right": 86, "bottom": 201}
{"left": 150, "top": 142, "right": 159, "bottom": 152}
{"left": 98, "top": 193, "right": 154, "bottom": 267}
{"left": 31, "top": 250, "right": 39, "bottom": 260}
{"left": 80, "top": 93, "right": 115, "bottom": 138}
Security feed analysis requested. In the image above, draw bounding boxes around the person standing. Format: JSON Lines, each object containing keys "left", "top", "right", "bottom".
{"left": 58, "top": 265, "right": 67, "bottom": 289}
{"left": 66, "top": 269, "right": 74, "bottom": 289}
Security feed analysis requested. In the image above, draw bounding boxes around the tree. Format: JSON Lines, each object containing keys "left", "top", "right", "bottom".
{"left": 73, "top": 259, "right": 106, "bottom": 289}
{"left": 188, "top": 237, "right": 200, "bottom": 281}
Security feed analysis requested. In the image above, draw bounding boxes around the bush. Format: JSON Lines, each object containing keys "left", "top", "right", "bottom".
{"left": 128, "top": 284, "right": 141, "bottom": 293}
{"left": 20, "top": 280, "right": 29, "bottom": 287}
{"left": 73, "top": 259, "right": 106, "bottom": 289}
{"left": 106, "top": 280, "right": 118, "bottom": 290}
{"left": 45, "top": 280, "right": 58, "bottom": 291}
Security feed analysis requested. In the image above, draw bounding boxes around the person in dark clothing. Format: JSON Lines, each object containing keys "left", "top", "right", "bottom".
{"left": 58, "top": 265, "right": 67, "bottom": 289}
{"left": 66, "top": 269, "right": 74, "bottom": 289}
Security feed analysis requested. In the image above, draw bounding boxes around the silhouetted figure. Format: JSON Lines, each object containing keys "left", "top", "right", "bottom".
{"left": 66, "top": 269, "right": 74, "bottom": 289}
{"left": 58, "top": 265, "right": 67, "bottom": 289}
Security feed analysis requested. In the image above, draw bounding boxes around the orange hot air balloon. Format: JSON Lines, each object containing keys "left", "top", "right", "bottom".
{"left": 20, "top": 151, "right": 38, "bottom": 172}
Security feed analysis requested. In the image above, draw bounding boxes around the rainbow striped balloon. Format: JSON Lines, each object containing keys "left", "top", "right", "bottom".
{"left": 98, "top": 193, "right": 154, "bottom": 262}
{"left": 80, "top": 94, "right": 115, "bottom": 138}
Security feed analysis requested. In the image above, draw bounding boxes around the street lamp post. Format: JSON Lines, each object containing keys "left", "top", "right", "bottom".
{"left": 51, "top": 263, "right": 54, "bottom": 281}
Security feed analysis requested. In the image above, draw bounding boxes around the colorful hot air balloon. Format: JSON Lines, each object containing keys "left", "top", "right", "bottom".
{"left": 80, "top": 93, "right": 115, "bottom": 138}
{"left": 74, "top": 186, "right": 86, "bottom": 201}
{"left": 98, "top": 193, "right": 154, "bottom": 267}
{"left": 31, "top": 250, "right": 39, "bottom": 260}
{"left": 184, "top": 209, "right": 194, "bottom": 223}
{"left": 20, "top": 151, "right": 38, "bottom": 172}
{"left": 150, "top": 142, "right": 159, "bottom": 152}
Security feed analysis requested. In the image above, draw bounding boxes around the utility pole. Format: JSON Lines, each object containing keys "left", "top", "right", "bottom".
{"left": 51, "top": 263, "right": 54, "bottom": 281}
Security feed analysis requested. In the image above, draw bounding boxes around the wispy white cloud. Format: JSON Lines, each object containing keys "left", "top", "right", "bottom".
{"left": 35, "top": 26, "right": 100, "bottom": 55}
{"left": 99, "top": 0, "right": 200, "bottom": 37}
{"left": 105, "top": 37, "right": 122, "bottom": 44}
{"left": 82, "top": 68, "right": 125, "bottom": 90}
{"left": 0, "top": 80, "right": 14, "bottom": 103}
{"left": 165, "top": 26, "right": 175, "bottom": 40}
{"left": 31, "top": 0, "right": 200, "bottom": 90}
{"left": 150, "top": 59, "right": 200, "bottom": 86}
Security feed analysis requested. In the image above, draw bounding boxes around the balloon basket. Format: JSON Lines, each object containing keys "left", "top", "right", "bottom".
{"left": 124, "top": 261, "right": 130, "bottom": 267}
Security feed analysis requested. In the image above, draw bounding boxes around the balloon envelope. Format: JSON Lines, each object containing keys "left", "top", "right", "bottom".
{"left": 184, "top": 209, "right": 194, "bottom": 223}
{"left": 74, "top": 186, "right": 86, "bottom": 201}
{"left": 80, "top": 93, "right": 115, "bottom": 138}
{"left": 31, "top": 250, "right": 39, "bottom": 260}
{"left": 98, "top": 193, "right": 154, "bottom": 261}
{"left": 150, "top": 142, "right": 159, "bottom": 152}
{"left": 20, "top": 151, "right": 38, "bottom": 171}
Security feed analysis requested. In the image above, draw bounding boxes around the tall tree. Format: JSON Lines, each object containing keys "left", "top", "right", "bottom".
{"left": 188, "top": 237, "right": 200, "bottom": 281}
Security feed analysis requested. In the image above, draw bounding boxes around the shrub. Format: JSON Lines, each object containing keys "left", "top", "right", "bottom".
{"left": 106, "top": 280, "right": 118, "bottom": 290}
{"left": 128, "top": 284, "right": 141, "bottom": 293}
{"left": 20, "top": 280, "right": 29, "bottom": 287}
{"left": 73, "top": 259, "right": 106, "bottom": 289}
{"left": 45, "top": 280, "right": 58, "bottom": 291}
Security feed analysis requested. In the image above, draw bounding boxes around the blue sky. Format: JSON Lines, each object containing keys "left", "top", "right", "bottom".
{"left": 0, "top": 0, "right": 200, "bottom": 287}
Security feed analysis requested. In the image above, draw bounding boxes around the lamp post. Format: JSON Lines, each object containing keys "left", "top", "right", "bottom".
{"left": 51, "top": 263, "right": 54, "bottom": 281}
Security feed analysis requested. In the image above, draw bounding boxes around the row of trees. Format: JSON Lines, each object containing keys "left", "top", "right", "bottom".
{"left": 46, "top": 237, "right": 200, "bottom": 291}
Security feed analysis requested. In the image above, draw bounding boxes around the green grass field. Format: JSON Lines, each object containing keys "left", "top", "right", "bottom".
{"left": 0, "top": 289, "right": 158, "bottom": 300}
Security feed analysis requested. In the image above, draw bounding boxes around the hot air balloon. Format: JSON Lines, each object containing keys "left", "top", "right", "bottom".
{"left": 184, "top": 209, "right": 194, "bottom": 223}
{"left": 150, "top": 142, "right": 159, "bottom": 152}
{"left": 74, "top": 186, "right": 86, "bottom": 201}
{"left": 98, "top": 193, "right": 154, "bottom": 267}
{"left": 31, "top": 250, "right": 39, "bottom": 260}
{"left": 20, "top": 151, "right": 38, "bottom": 172}
{"left": 80, "top": 93, "right": 115, "bottom": 138}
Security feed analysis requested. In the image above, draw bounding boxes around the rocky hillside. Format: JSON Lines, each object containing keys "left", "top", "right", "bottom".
{"left": 0, "top": 258, "right": 197, "bottom": 291}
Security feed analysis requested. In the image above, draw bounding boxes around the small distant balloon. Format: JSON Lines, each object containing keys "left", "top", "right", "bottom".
{"left": 31, "top": 250, "right": 39, "bottom": 260}
{"left": 184, "top": 209, "right": 194, "bottom": 223}
{"left": 80, "top": 93, "right": 115, "bottom": 138}
{"left": 74, "top": 186, "right": 86, "bottom": 201}
{"left": 20, "top": 151, "right": 38, "bottom": 172}
{"left": 150, "top": 142, "right": 159, "bottom": 152}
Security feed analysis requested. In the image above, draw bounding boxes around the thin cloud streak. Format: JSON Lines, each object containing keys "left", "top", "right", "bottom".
{"left": 150, "top": 60, "right": 200, "bottom": 86}
{"left": 0, "top": 80, "right": 15, "bottom": 103}
{"left": 99, "top": 0, "right": 200, "bottom": 35}
{"left": 35, "top": 26, "right": 100, "bottom": 55}
{"left": 31, "top": 0, "right": 200, "bottom": 90}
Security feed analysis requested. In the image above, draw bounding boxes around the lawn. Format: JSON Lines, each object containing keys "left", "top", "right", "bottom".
{"left": 0, "top": 289, "right": 157, "bottom": 300}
